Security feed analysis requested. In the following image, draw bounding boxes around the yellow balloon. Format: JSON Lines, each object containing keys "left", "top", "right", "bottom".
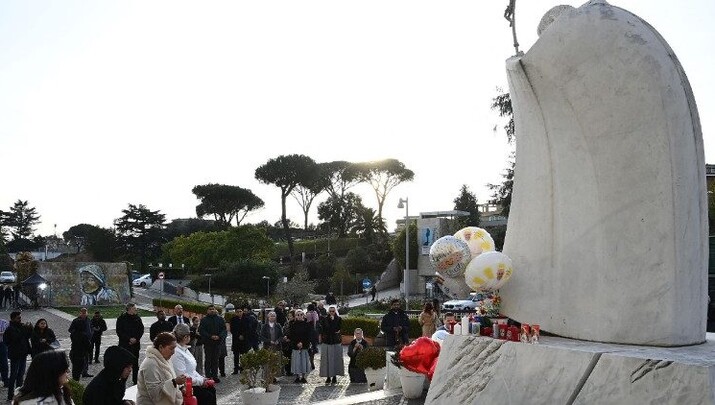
{"left": 454, "top": 227, "right": 496, "bottom": 258}
{"left": 464, "top": 251, "right": 514, "bottom": 291}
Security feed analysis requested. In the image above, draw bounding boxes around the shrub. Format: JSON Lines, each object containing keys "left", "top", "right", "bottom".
{"left": 191, "top": 259, "right": 279, "bottom": 295}
{"left": 67, "top": 379, "right": 84, "bottom": 405}
{"left": 408, "top": 318, "right": 421, "bottom": 339}
{"left": 355, "top": 346, "right": 387, "bottom": 370}
{"left": 239, "top": 349, "right": 287, "bottom": 390}
{"left": 341, "top": 317, "right": 380, "bottom": 338}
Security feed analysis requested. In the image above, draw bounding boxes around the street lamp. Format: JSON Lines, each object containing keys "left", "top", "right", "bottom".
{"left": 397, "top": 197, "right": 409, "bottom": 307}
{"left": 262, "top": 276, "right": 270, "bottom": 298}
{"left": 204, "top": 273, "right": 214, "bottom": 304}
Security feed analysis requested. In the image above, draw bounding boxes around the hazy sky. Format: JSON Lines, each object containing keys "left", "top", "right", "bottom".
{"left": 1, "top": 0, "right": 713, "bottom": 237}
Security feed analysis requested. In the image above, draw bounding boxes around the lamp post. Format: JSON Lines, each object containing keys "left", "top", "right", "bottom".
{"left": 204, "top": 273, "right": 213, "bottom": 304}
{"left": 398, "top": 197, "right": 409, "bottom": 307}
{"left": 262, "top": 276, "right": 270, "bottom": 299}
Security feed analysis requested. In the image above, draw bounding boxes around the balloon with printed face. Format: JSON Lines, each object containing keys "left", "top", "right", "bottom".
{"left": 464, "top": 251, "right": 514, "bottom": 291}
{"left": 454, "top": 227, "right": 496, "bottom": 258}
{"left": 429, "top": 236, "right": 472, "bottom": 278}
{"left": 435, "top": 272, "right": 472, "bottom": 299}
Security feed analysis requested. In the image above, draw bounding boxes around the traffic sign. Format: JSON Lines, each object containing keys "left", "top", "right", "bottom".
{"left": 158, "top": 272, "right": 165, "bottom": 280}
{"left": 362, "top": 278, "right": 372, "bottom": 289}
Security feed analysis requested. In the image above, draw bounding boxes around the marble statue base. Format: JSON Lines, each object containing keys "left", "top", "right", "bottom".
{"left": 426, "top": 334, "right": 715, "bottom": 404}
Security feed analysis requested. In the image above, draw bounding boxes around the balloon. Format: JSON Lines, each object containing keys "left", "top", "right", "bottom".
{"left": 464, "top": 251, "right": 514, "bottom": 291}
{"left": 429, "top": 236, "right": 472, "bottom": 277}
{"left": 431, "top": 330, "right": 449, "bottom": 345}
{"left": 454, "top": 227, "right": 496, "bottom": 258}
{"left": 399, "top": 337, "right": 441, "bottom": 376}
{"left": 428, "top": 359, "right": 438, "bottom": 381}
{"left": 435, "top": 272, "right": 472, "bottom": 299}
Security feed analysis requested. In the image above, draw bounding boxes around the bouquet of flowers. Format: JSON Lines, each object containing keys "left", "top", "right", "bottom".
{"left": 478, "top": 293, "right": 501, "bottom": 317}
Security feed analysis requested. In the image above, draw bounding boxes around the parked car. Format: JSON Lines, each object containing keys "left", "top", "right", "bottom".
{"left": 132, "top": 274, "right": 152, "bottom": 288}
{"left": 441, "top": 292, "right": 491, "bottom": 311}
{"left": 0, "top": 271, "right": 16, "bottom": 284}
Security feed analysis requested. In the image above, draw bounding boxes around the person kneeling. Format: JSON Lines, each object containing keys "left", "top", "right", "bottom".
{"left": 347, "top": 328, "right": 368, "bottom": 383}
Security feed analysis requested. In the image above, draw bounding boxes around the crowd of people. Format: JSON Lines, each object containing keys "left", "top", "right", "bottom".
{"left": 0, "top": 292, "right": 431, "bottom": 405}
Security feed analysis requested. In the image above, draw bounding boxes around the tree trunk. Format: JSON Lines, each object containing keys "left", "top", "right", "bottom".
{"left": 281, "top": 195, "right": 295, "bottom": 269}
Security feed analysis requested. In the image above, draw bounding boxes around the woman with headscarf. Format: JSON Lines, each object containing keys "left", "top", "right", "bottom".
{"left": 30, "top": 318, "right": 57, "bottom": 357}
{"left": 136, "top": 332, "right": 186, "bottom": 405}
{"left": 319, "top": 305, "right": 344, "bottom": 385}
{"left": 171, "top": 324, "right": 216, "bottom": 405}
{"left": 287, "top": 309, "right": 311, "bottom": 384}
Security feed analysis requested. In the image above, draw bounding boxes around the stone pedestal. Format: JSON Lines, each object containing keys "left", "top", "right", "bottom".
{"left": 426, "top": 334, "right": 715, "bottom": 404}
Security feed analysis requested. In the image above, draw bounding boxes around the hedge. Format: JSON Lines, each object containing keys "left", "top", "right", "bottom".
{"left": 152, "top": 298, "right": 221, "bottom": 315}
{"left": 341, "top": 317, "right": 380, "bottom": 338}
{"left": 67, "top": 379, "right": 84, "bottom": 405}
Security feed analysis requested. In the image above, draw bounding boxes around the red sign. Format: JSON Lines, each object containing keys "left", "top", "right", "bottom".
{"left": 158, "top": 272, "right": 165, "bottom": 280}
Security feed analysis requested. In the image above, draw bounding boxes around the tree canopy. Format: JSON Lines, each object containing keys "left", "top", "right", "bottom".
{"left": 489, "top": 90, "right": 515, "bottom": 216}
{"left": 358, "top": 159, "right": 414, "bottom": 230}
{"left": 453, "top": 185, "right": 481, "bottom": 227}
{"left": 317, "top": 192, "right": 365, "bottom": 238}
{"left": 114, "top": 204, "right": 166, "bottom": 272}
{"left": 4, "top": 200, "right": 40, "bottom": 240}
{"left": 192, "top": 184, "right": 264, "bottom": 228}
{"left": 291, "top": 163, "right": 329, "bottom": 231}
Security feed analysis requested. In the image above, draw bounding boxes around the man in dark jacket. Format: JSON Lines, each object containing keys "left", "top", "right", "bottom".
{"left": 69, "top": 307, "right": 94, "bottom": 380}
{"left": 229, "top": 309, "right": 251, "bottom": 374}
{"left": 83, "top": 345, "right": 136, "bottom": 405}
{"left": 4, "top": 311, "right": 31, "bottom": 401}
{"left": 380, "top": 299, "right": 410, "bottom": 349}
{"left": 168, "top": 304, "right": 190, "bottom": 327}
{"left": 325, "top": 292, "right": 337, "bottom": 306}
{"left": 199, "top": 304, "right": 227, "bottom": 382}
{"left": 91, "top": 311, "right": 108, "bottom": 363}
{"left": 243, "top": 306, "right": 259, "bottom": 351}
{"left": 149, "top": 310, "right": 173, "bottom": 342}
{"left": 116, "top": 303, "right": 144, "bottom": 384}
{"left": 274, "top": 302, "right": 287, "bottom": 326}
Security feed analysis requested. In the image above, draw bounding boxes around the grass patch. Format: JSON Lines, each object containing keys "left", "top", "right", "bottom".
{"left": 55, "top": 305, "right": 155, "bottom": 318}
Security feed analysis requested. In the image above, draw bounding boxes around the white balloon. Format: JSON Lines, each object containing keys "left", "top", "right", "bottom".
{"left": 432, "top": 329, "right": 449, "bottom": 345}
{"left": 429, "top": 236, "right": 472, "bottom": 277}
{"left": 464, "top": 251, "right": 514, "bottom": 291}
{"left": 435, "top": 272, "right": 472, "bottom": 299}
{"left": 454, "top": 227, "right": 496, "bottom": 258}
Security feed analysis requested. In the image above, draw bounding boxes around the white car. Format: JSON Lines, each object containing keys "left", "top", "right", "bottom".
{"left": 441, "top": 292, "right": 490, "bottom": 311}
{"left": 132, "top": 274, "right": 152, "bottom": 288}
{"left": 0, "top": 271, "right": 16, "bottom": 283}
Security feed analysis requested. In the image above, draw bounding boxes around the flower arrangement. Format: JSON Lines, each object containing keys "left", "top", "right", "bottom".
{"left": 478, "top": 293, "right": 501, "bottom": 317}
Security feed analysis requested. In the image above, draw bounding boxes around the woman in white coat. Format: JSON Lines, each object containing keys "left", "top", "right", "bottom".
{"left": 171, "top": 324, "right": 216, "bottom": 405}
{"left": 137, "top": 332, "right": 186, "bottom": 405}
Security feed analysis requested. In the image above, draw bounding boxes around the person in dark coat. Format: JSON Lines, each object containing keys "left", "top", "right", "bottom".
{"left": 30, "top": 318, "right": 57, "bottom": 357}
{"left": 370, "top": 285, "right": 377, "bottom": 302}
{"left": 259, "top": 311, "right": 284, "bottom": 352}
{"left": 168, "top": 304, "right": 190, "bottom": 327}
{"left": 83, "top": 345, "right": 136, "bottom": 405}
{"left": 287, "top": 310, "right": 311, "bottom": 383}
{"left": 4, "top": 311, "right": 31, "bottom": 402}
{"left": 274, "top": 302, "right": 287, "bottom": 326}
{"left": 91, "top": 311, "right": 108, "bottom": 363}
{"left": 198, "top": 304, "right": 227, "bottom": 382}
{"left": 380, "top": 299, "right": 410, "bottom": 349}
{"left": 229, "top": 309, "right": 251, "bottom": 374}
{"left": 243, "top": 306, "right": 259, "bottom": 351}
{"left": 116, "top": 303, "right": 144, "bottom": 384}
{"left": 347, "top": 328, "right": 368, "bottom": 383}
{"left": 68, "top": 307, "right": 94, "bottom": 380}
{"left": 319, "top": 306, "right": 344, "bottom": 384}
{"left": 325, "top": 292, "right": 337, "bottom": 306}
{"left": 149, "top": 310, "right": 174, "bottom": 342}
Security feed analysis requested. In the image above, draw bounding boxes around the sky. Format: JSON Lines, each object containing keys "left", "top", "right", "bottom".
{"left": 1, "top": 0, "right": 713, "bottom": 237}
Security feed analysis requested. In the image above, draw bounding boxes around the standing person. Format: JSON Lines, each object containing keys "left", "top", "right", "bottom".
{"left": 91, "top": 311, "right": 108, "bottom": 364}
{"left": 243, "top": 306, "right": 259, "bottom": 352}
{"left": 116, "top": 303, "right": 145, "bottom": 385}
{"left": 419, "top": 302, "right": 438, "bottom": 337}
{"left": 319, "top": 305, "right": 344, "bottom": 385}
{"left": 171, "top": 324, "right": 216, "bottom": 405}
{"left": 380, "top": 299, "right": 410, "bottom": 349}
{"left": 229, "top": 309, "right": 250, "bottom": 374}
{"left": 432, "top": 298, "right": 442, "bottom": 328}
{"left": 30, "top": 318, "right": 57, "bottom": 357}
{"left": 83, "top": 346, "right": 136, "bottom": 405}
{"left": 198, "top": 305, "right": 226, "bottom": 383}
{"left": 259, "top": 311, "right": 284, "bottom": 353}
{"left": 324, "top": 292, "right": 337, "bottom": 306}
{"left": 150, "top": 310, "right": 174, "bottom": 342}
{"left": 305, "top": 303, "right": 320, "bottom": 370}
{"left": 281, "top": 310, "right": 294, "bottom": 376}
{"left": 12, "top": 350, "right": 72, "bottom": 405}
{"left": 347, "top": 328, "right": 368, "bottom": 383}
{"left": 4, "top": 311, "right": 31, "bottom": 402}
{"left": 190, "top": 316, "right": 203, "bottom": 375}
{"left": 5, "top": 286, "right": 13, "bottom": 309}
{"left": 436, "top": 313, "right": 456, "bottom": 332}
{"left": 287, "top": 310, "right": 311, "bottom": 384}
{"left": 68, "top": 308, "right": 93, "bottom": 380}
{"left": 316, "top": 302, "right": 327, "bottom": 318}
{"left": 274, "top": 302, "right": 287, "bottom": 327}
{"left": 0, "top": 316, "right": 11, "bottom": 387}
{"left": 167, "top": 305, "right": 189, "bottom": 327}
{"left": 370, "top": 285, "right": 377, "bottom": 302}
{"left": 136, "top": 332, "right": 185, "bottom": 405}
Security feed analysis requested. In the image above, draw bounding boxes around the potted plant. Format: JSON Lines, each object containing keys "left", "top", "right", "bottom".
{"left": 356, "top": 347, "right": 387, "bottom": 390}
{"left": 391, "top": 350, "right": 426, "bottom": 399}
{"left": 239, "top": 349, "right": 287, "bottom": 405}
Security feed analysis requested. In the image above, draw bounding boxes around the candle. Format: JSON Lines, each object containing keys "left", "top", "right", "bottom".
{"left": 453, "top": 323, "right": 462, "bottom": 336}
{"left": 461, "top": 316, "right": 470, "bottom": 336}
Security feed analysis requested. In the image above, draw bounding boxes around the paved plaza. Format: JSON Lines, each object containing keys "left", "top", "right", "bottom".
{"left": 0, "top": 307, "right": 425, "bottom": 404}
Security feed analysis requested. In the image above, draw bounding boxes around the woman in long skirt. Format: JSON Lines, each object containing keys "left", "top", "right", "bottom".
{"left": 319, "top": 305, "right": 344, "bottom": 384}
{"left": 288, "top": 309, "right": 312, "bottom": 383}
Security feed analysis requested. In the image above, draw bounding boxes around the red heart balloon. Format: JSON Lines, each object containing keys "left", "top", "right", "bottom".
{"left": 399, "top": 337, "right": 441, "bottom": 375}
{"left": 427, "top": 358, "right": 438, "bottom": 381}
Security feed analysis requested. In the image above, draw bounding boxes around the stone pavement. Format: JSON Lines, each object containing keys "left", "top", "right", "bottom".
{"left": 0, "top": 307, "right": 426, "bottom": 404}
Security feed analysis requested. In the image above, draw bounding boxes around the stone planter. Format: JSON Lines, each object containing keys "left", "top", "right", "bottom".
{"left": 240, "top": 384, "right": 281, "bottom": 405}
{"left": 364, "top": 367, "right": 386, "bottom": 390}
{"left": 399, "top": 368, "right": 426, "bottom": 399}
